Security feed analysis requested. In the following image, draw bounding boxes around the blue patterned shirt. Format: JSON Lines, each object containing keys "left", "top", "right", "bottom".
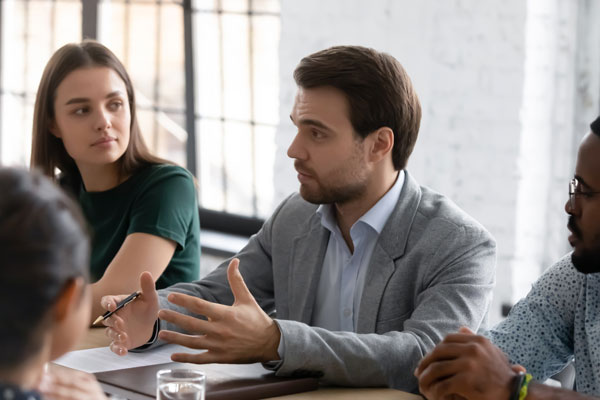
{"left": 485, "top": 254, "right": 600, "bottom": 395}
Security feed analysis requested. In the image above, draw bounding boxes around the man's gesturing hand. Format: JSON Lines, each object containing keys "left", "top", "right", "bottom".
{"left": 158, "top": 258, "right": 282, "bottom": 364}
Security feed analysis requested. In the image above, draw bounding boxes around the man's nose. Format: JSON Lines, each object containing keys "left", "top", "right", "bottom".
{"left": 287, "top": 133, "right": 307, "bottom": 160}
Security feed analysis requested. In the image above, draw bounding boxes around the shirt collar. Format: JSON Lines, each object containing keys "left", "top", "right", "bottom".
{"left": 316, "top": 170, "right": 405, "bottom": 235}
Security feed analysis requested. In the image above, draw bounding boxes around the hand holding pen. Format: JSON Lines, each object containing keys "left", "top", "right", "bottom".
{"left": 99, "top": 272, "right": 161, "bottom": 355}
{"left": 93, "top": 291, "right": 141, "bottom": 325}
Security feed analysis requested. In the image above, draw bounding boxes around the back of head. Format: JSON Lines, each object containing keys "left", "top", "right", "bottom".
{"left": 293, "top": 45, "right": 422, "bottom": 170}
{"left": 0, "top": 168, "right": 89, "bottom": 369}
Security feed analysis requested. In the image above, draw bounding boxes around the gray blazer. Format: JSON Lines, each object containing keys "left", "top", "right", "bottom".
{"left": 157, "top": 171, "right": 496, "bottom": 392}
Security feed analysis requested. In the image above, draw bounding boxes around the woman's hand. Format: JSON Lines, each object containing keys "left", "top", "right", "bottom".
{"left": 39, "top": 364, "right": 107, "bottom": 400}
{"left": 101, "top": 271, "right": 160, "bottom": 354}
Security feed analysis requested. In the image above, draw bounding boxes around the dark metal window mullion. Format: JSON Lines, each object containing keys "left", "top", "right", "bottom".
{"left": 183, "top": 0, "right": 197, "bottom": 176}
{"left": 82, "top": 0, "right": 98, "bottom": 40}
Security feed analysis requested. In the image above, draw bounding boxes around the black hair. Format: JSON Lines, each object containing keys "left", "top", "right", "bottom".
{"left": 591, "top": 116, "right": 600, "bottom": 137}
{"left": 0, "top": 168, "right": 89, "bottom": 368}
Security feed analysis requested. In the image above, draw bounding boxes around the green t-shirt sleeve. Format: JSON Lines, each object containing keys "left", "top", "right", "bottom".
{"left": 127, "top": 166, "right": 197, "bottom": 250}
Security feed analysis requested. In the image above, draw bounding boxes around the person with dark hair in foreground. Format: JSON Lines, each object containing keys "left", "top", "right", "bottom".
{"left": 0, "top": 168, "right": 106, "bottom": 400}
{"left": 416, "top": 116, "right": 600, "bottom": 399}
{"left": 102, "top": 45, "right": 496, "bottom": 392}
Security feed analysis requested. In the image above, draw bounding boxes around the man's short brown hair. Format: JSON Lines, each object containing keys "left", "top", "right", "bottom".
{"left": 294, "top": 46, "right": 421, "bottom": 170}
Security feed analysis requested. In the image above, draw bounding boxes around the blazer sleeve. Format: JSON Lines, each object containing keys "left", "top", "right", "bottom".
{"left": 273, "top": 220, "right": 496, "bottom": 392}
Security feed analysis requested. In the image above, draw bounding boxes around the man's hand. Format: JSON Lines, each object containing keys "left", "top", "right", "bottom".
{"left": 415, "top": 327, "right": 519, "bottom": 400}
{"left": 158, "top": 258, "right": 281, "bottom": 364}
{"left": 101, "top": 271, "right": 160, "bottom": 355}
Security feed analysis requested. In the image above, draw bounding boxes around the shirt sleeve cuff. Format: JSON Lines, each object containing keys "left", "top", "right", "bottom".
{"left": 262, "top": 319, "right": 285, "bottom": 370}
{"left": 130, "top": 319, "right": 160, "bottom": 352}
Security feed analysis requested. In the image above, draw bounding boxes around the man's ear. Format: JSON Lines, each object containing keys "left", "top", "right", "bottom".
{"left": 49, "top": 120, "right": 61, "bottom": 138}
{"left": 53, "top": 277, "right": 85, "bottom": 322}
{"left": 367, "top": 127, "right": 394, "bottom": 163}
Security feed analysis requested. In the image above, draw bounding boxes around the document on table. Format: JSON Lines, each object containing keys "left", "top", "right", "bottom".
{"left": 53, "top": 344, "right": 205, "bottom": 373}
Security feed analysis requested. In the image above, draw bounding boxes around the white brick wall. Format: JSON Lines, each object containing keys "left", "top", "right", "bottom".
{"left": 511, "top": 0, "right": 579, "bottom": 302}
{"left": 274, "top": 0, "right": 598, "bottom": 324}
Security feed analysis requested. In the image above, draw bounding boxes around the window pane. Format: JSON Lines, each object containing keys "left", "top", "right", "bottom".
{"left": 0, "top": 0, "right": 81, "bottom": 167}
{"left": 193, "top": 1, "right": 279, "bottom": 217}
{"left": 252, "top": 14, "right": 279, "bottom": 125}
{"left": 253, "top": 0, "right": 279, "bottom": 13}
{"left": 159, "top": 4, "right": 185, "bottom": 111}
{"left": 98, "top": 0, "right": 186, "bottom": 164}
{"left": 197, "top": 118, "right": 226, "bottom": 210}
{"left": 221, "top": 13, "right": 250, "bottom": 121}
{"left": 194, "top": 12, "right": 223, "bottom": 119}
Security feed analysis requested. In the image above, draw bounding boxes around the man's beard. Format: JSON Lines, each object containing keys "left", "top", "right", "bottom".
{"left": 300, "top": 179, "right": 367, "bottom": 205}
{"left": 568, "top": 216, "right": 600, "bottom": 274}
{"left": 295, "top": 154, "right": 368, "bottom": 205}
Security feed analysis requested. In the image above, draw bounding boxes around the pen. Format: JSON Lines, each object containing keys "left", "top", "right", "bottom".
{"left": 93, "top": 291, "right": 141, "bottom": 325}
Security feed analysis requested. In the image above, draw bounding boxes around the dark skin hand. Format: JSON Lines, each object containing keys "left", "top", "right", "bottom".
{"left": 415, "top": 327, "right": 523, "bottom": 400}
{"left": 415, "top": 327, "right": 598, "bottom": 400}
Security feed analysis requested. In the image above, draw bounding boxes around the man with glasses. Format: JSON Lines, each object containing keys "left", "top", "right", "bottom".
{"left": 416, "top": 116, "right": 600, "bottom": 399}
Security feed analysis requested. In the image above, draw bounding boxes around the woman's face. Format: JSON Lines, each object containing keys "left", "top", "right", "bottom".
{"left": 51, "top": 66, "right": 131, "bottom": 171}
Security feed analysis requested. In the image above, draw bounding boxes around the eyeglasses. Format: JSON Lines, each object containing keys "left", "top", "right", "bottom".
{"left": 569, "top": 178, "right": 600, "bottom": 210}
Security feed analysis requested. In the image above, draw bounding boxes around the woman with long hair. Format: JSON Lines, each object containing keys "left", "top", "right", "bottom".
{"left": 30, "top": 40, "right": 200, "bottom": 322}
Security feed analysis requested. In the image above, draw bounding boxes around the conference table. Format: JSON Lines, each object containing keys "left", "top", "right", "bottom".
{"left": 78, "top": 327, "right": 423, "bottom": 400}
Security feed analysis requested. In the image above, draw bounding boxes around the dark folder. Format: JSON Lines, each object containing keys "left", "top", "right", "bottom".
{"left": 95, "top": 362, "right": 319, "bottom": 400}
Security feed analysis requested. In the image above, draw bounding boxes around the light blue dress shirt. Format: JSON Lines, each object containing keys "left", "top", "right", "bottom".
{"left": 311, "top": 170, "right": 405, "bottom": 332}
{"left": 485, "top": 254, "right": 600, "bottom": 396}
{"left": 274, "top": 171, "right": 404, "bottom": 359}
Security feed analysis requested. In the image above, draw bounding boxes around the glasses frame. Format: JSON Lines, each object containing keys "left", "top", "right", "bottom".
{"left": 568, "top": 177, "right": 600, "bottom": 210}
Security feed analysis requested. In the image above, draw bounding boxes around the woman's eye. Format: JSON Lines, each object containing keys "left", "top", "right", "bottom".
{"left": 109, "top": 101, "right": 123, "bottom": 111}
{"left": 73, "top": 107, "right": 88, "bottom": 115}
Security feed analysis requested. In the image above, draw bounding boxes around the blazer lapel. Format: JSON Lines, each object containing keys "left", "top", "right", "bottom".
{"left": 288, "top": 215, "right": 330, "bottom": 324}
{"left": 357, "top": 171, "right": 422, "bottom": 333}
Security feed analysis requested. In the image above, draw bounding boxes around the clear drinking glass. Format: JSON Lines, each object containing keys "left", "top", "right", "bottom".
{"left": 156, "top": 369, "right": 206, "bottom": 400}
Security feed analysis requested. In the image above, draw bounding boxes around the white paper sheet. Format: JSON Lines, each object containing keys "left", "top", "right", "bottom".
{"left": 53, "top": 344, "right": 206, "bottom": 373}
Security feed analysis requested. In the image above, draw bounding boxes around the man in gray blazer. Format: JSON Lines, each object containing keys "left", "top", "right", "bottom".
{"left": 102, "top": 45, "right": 496, "bottom": 392}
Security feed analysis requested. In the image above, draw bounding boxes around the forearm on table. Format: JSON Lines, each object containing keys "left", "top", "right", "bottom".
{"left": 524, "top": 382, "right": 598, "bottom": 400}
{"left": 275, "top": 319, "right": 424, "bottom": 391}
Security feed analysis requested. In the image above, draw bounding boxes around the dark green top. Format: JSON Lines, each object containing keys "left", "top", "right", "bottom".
{"left": 78, "top": 164, "right": 200, "bottom": 289}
